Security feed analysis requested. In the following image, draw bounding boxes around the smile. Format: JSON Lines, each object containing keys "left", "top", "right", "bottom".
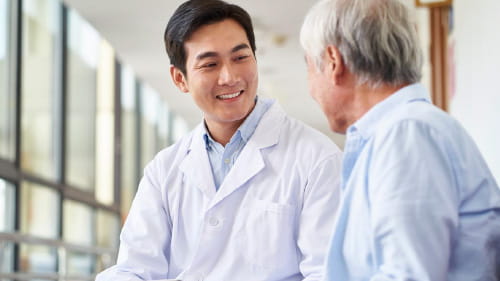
{"left": 216, "top": 90, "right": 243, "bottom": 100}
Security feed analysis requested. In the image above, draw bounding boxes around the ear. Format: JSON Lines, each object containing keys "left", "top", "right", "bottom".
{"left": 325, "top": 45, "right": 344, "bottom": 85}
{"left": 170, "top": 65, "right": 189, "bottom": 93}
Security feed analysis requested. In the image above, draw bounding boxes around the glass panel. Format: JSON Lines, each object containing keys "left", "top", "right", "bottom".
{"left": 96, "top": 252, "right": 115, "bottom": 275}
{"left": 120, "top": 65, "right": 138, "bottom": 218}
{"left": 0, "top": 0, "right": 15, "bottom": 161}
{"left": 66, "top": 10, "right": 99, "bottom": 191}
{"left": 16, "top": 182, "right": 59, "bottom": 277}
{"left": 19, "top": 244, "right": 57, "bottom": 273}
{"left": 0, "top": 179, "right": 15, "bottom": 232}
{"left": 156, "top": 102, "right": 170, "bottom": 151}
{"left": 96, "top": 210, "right": 119, "bottom": 249}
{"left": 63, "top": 200, "right": 93, "bottom": 246}
{"left": 95, "top": 40, "right": 115, "bottom": 205}
{"left": 21, "top": 0, "right": 61, "bottom": 180}
{"left": 0, "top": 241, "right": 14, "bottom": 275}
{"left": 140, "top": 84, "right": 159, "bottom": 170}
{"left": 95, "top": 210, "right": 119, "bottom": 272}
{"left": 66, "top": 251, "right": 94, "bottom": 275}
{"left": 172, "top": 115, "right": 189, "bottom": 143}
{"left": 20, "top": 182, "right": 59, "bottom": 239}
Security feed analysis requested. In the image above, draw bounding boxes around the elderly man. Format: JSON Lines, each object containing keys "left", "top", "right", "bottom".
{"left": 300, "top": 0, "right": 500, "bottom": 280}
{"left": 96, "top": 0, "right": 342, "bottom": 280}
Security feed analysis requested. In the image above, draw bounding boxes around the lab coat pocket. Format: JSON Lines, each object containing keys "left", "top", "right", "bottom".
{"left": 235, "top": 198, "right": 297, "bottom": 270}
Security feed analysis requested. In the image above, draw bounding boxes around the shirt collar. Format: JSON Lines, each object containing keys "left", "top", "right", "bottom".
{"left": 348, "top": 83, "right": 431, "bottom": 138}
{"left": 202, "top": 96, "right": 273, "bottom": 148}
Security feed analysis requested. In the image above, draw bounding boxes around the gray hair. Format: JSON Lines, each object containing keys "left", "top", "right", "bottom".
{"left": 300, "top": 0, "right": 423, "bottom": 87}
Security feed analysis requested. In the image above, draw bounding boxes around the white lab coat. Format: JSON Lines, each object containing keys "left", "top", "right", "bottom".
{"left": 96, "top": 102, "right": 342, "bottom": 281}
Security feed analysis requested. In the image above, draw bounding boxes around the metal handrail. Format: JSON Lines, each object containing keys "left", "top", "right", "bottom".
{"left": 0, "top": 272, "right": 60, "bottom": 280}
{"left": 0, "top": 272, "right": 96, "bottom": 281}
{"left": 0, "top": 231, "right": 117, "bottom": 281}
{"left": 0, "top": 231, "right": 117, "bottom": 255}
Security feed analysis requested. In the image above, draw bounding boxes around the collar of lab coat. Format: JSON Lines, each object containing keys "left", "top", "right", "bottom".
{"left": 178, "top": 101, "right": 286, "bottom": 210}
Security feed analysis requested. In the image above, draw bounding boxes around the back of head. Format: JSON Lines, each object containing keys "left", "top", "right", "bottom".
{"left": 300, "top": 0, "right": 422, "bottom": 87}
{"left": 164, "top": 0, "right": 256, "bottom": 75}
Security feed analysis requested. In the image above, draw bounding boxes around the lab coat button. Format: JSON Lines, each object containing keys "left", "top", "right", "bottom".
{"left": 208, "top": 217, "right": 219, "bottom": 226}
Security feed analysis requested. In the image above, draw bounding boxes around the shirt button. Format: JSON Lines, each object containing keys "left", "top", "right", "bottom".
{"left": 224, "top": 158, "right": 230, "bottom": 164}
{"left": 208, "top": 217, "right": 219, "bottom": 227}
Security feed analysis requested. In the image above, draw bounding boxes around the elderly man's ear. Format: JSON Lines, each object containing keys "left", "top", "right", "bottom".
{"left": 325, "top": 45, "right": 344, "bottom": 85}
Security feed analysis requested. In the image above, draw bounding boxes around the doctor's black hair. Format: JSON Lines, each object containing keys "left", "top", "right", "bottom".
{"left": 164, "top": 0, "right": 257, "bottom": 76}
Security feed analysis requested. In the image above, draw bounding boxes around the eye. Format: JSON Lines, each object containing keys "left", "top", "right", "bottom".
{"left": 235, "top": 55, "right": 250, "bottom": 61}
{"left": 201, "top": 62, "right": 217, "bottom": 68}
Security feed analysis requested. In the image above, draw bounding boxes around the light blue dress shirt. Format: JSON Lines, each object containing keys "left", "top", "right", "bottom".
{"left": 325, "top": 83, "right": 500, "bottom": 281}
{"left": 203, "top": 97, "right": 273, "bottom": 190}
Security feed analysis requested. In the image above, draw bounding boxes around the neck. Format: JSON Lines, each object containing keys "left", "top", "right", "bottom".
{"left": 204, "top": 98, "right": 258, "bottom": 146}
{"left": 352, "top": 82, "right": 409, "bottom": 121}
{"left": 205, "top": 120, "right": 243, "bottom": 146}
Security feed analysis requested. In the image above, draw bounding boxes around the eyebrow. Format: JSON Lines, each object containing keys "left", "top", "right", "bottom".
{"left": 195, "top": 43, "right": 251, "bottom": 61}
{"left": 196, "top": 51, "right": 218, "bottom": 61}
{"left": 231, "top": 43, "right": 250, "bottom": 53}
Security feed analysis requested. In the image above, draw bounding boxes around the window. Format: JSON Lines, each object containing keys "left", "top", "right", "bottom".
{"left": 96, "top": 209, "right": 119, "bottom": 249}
{"left": 0, "top": 241, "right": 14, "bottom": 275}
{"left": 63, "top": 199, "right": 93, "bottom": 246}
{"left": 20, "top": 182, "right": 60, "bottom": 239}
{"left": 172, "top": 114, "right": 189, "bottom": 143}
{"left": 95, "top": 40, "right": 115, "bottom": 205}
{"left": 0, "top": 0, "right": 15, "bottom": 161}
{"left": 120, "top": 65, "right": 138, "bottom": 218}
{"left": 140, "top": 84, "right": 160, "bottom": 169}
{"left": 96, "top": 210, "right": 119, "bottom": 272}
{"left": 157, "top": 102, "right": 171, "bottom": 151}
{"left": 0, "top": 179, "right": 15, "bottom": 232}
{"left": 21, "top": 0, "right": 61, "bottom": 180}
{"left": 19, "top": 244, "right": 58, "bottom": 274}
{"left": 63, "top": 200, "right": 95, "bottom": 275}
{"left": 1, "top": 0, "right": 193, "bottom": 279}
{"left": 19, "top": 182, "right": 60, "bottom": 274}
{"left": 140, "top": 85, "right": 171, "bottom": 170}
{"left": 66, "top": 10, "right": 99, "bottom": 191}
{"left": 0, "top": 179, "right": 15, "bottom": 275}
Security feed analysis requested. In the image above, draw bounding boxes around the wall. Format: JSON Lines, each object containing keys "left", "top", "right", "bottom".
{"left": 450, "top": 0, "right": 500, "bottom": 182}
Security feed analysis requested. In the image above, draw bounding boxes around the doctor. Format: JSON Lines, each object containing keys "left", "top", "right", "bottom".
{"left": 96, "top": 0, "right": 342, "bottom": 280}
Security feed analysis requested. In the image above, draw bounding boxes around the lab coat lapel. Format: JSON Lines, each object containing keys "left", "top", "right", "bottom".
{"left": 208, "top": 103, "right": 286, "bottom": 209}
{"left": 178, "top": 125, "right": 217, "bottom": 200}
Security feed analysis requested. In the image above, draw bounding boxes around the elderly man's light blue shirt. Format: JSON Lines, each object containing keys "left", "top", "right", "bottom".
{"left": 203, "top": 97, "right": 273, "bottom": 190}
{"left": 325, "top": 83, "right": 500, "bottom": 281}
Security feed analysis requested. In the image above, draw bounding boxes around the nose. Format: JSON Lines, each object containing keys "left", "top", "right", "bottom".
{"left": 218, "top": 63, "right": 238, "bottom": 86}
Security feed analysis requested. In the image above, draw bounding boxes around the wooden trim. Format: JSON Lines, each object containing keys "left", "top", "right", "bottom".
{"left": 415, "top": 0, "right": 452, "bottom": 8}
{"left": 429, "top": 6, "right": 450, "bottom": 111}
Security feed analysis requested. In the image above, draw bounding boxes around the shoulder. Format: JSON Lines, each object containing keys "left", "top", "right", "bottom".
{"left": 366, "top": 101, "right": 480, "bottom": 178}
{"left": 257, "top": 101, "right": 341, "bottom": 155}
{"left": 286, "top": 115, "right": 340, "bottom": 152}
{"left": 145, "top": 128, "right": 197, "bottom": 173}
{"left": 275, "top": 112, "right": 343, "bottom": 168}
{"left": 374, "top": 101, "right": 465, "bottom": 146}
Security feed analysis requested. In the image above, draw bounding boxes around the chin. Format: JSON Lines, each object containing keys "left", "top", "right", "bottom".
{"left": 216, "top": 111, "right": 246, "bottom": 123}
{"left": 328, "top": 120, "right": 348, "bottom": 135}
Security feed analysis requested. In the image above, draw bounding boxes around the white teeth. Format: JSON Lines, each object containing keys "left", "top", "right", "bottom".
{"left": 218, "top": 91, "right": 242, "bottom": 100}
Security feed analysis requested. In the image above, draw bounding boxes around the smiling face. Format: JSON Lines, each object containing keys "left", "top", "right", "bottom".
{"left": 171, "top": 19, "right": 258, "bottom": 134}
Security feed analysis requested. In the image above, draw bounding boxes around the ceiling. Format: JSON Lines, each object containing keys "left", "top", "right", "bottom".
{"left": 61, "top": 0, "right": 348, "bottom": 146}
